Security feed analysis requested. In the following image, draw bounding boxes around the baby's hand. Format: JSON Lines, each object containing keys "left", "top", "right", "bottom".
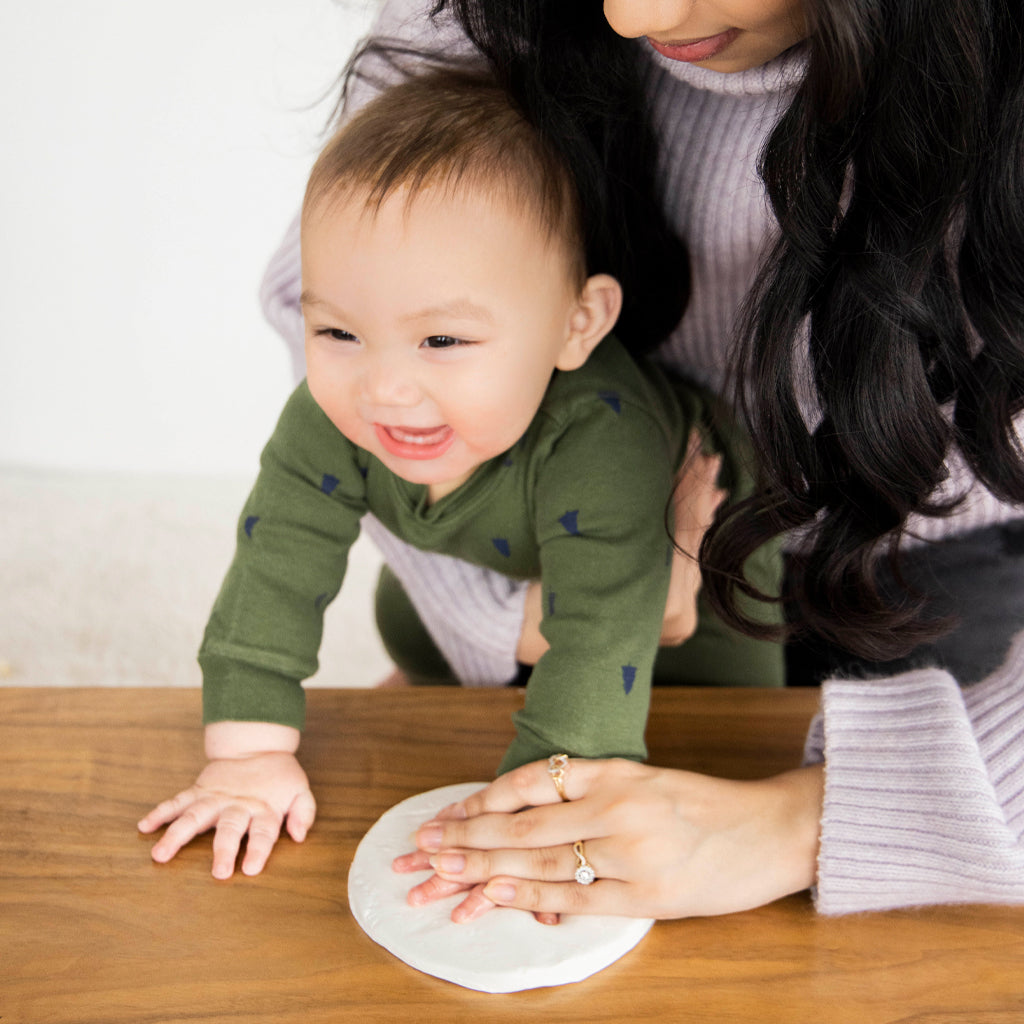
{"left": 138, "top": 749, "right": 316, "bottom": 879}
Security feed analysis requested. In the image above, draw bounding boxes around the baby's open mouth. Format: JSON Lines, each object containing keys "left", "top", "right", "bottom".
{"left": 384, "top": 425, "right": 451, "bottom": 445}
{"left": 375, "top": 423, "right": 456, "bottom": 460}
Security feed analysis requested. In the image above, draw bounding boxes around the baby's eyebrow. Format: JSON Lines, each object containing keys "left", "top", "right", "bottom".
{"left": 401, "top": 298, "right": 495, "bottom": 324}
{"left": 299, "top": 290, "right": 330, "bottom": 309}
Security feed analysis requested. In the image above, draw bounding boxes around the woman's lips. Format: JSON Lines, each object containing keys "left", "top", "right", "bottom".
{"left": 647, "top": 28, "right": 741, "bottom": 63}
{"left": 374, "top": 423, "right": 455, "bottom": 460}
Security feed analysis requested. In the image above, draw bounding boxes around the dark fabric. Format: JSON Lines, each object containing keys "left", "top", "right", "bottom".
{"left": 785, "top": 522, "right": 1024, "bottom": 686}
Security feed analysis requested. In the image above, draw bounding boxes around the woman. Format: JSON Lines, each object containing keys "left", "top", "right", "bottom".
{"left": 263, "top": 0, "right": 1024, "bottom": 916}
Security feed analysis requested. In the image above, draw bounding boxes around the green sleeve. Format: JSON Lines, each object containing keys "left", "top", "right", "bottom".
{"left": 499, "top": 401, "right": 680, "bottom": 772}
{"left": 200, "top": 384, "right": 367, "bottom": 729}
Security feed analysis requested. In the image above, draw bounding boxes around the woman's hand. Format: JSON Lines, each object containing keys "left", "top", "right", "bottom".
{"left": 661, "top": 436, "right": 726, "bottom": 645}
{"left": 394, "top": 757, "right": 823, "bottom": 921}
{"left": 137, "top": 722, "right": 316, "bottom": 879}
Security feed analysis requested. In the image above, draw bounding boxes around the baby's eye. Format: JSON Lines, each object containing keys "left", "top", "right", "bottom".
{"left": 316, "top": 328, "right": 357, "bottom": 343}
{"left": 422, "top": 335, "right": 466, "bottom": 350}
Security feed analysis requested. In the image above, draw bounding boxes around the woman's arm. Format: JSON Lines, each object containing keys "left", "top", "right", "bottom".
{"left": 807, "top": 631, "right": 1024, "bottom": 914}
{"left": 399, "top": 635, "right": 1024, "bottom": 920}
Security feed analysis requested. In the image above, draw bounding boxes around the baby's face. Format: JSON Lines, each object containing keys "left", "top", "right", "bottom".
{"left": 301, "top": 185, "right": 585, "bottom": 502}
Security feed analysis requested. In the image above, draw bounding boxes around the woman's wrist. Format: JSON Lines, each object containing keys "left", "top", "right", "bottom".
{"left": 770, "top": 763, "right": 824, "bottom": 892}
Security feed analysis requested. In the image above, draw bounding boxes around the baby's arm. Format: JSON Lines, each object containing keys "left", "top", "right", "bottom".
{"left": 137, "top": 721, "right": 316, "bottom": 879}
{"left": 515, "top": 435, "right": 725, "bottom": 664}
{"left": 138, "top": 385, "right": 364, "bottom": 876}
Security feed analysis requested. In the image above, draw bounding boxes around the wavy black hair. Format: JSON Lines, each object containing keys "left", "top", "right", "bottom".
{"left": 424, "top": 1, "right": 689, "bottom": 358}
{"left": 434, "top": 0, "right": 1024, "bottom": 659}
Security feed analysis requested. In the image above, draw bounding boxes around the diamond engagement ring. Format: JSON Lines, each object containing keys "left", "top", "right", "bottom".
{"left": 572, "top": 840, "right": 596, "bottom": 885}
{"left": 547, "top": 753, "right": 570, "bottom": 802}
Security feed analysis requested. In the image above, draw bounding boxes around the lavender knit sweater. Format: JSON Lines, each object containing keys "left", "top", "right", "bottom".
{"left": 259, "top": 0, "right": 1024, "bottom": 913}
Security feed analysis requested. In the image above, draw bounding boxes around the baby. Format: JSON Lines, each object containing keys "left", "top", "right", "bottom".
{"left": 139, "top": 67, "right": 780, "bottom": 879}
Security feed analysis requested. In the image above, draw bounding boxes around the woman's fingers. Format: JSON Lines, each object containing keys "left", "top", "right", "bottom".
{"left": 414, "top": 758, "right": 654, "bottom": 854}
{"left": 457, "top": 759, "right": 601, "bottom": 816}
{"left": 415, "top": 799, "right": 603, "bottom": 855}
{"left": 481, "top": 876, "right": 635, "bottom": 917}
{"left": 427, "top": 839, "right": 609, "bottom": 887}
{"left": 415, "top": 758, "right": 629, "bottom": 854}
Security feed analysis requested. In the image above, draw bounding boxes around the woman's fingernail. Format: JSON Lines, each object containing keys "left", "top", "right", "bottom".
{"left": 417, "top": 825, "right": 444, "bottom": 852}
{"left": 429, "top": 852, "right": 466, "bottom": 875}
{"left": 483, "top": 882, "right": 516, "bottom": 903}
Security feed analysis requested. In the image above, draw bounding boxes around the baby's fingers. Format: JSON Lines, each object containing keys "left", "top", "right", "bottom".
{"left": 237, "top": 809, "right": 284, "bottom": 878}
{"left": 405, "top": 871, "right": 472, "bottom": 908}
{"left": 137, "top": 788, "right": 199, "bottom": 834}
{"left": 285, "top": 788, "right": 317, "bottom": 843}
{"left": 147, "top": 796, "right": 225, "bottom": 865}
{"left": 392, "top": 848, "right": 433, "bottom": 874}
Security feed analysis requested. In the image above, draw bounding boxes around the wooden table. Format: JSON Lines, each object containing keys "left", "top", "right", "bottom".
{"left": 2, "top": 686, "right": 1022, "bottom": 1023}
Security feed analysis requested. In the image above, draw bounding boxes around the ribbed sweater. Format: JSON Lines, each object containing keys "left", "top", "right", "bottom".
{"left": 257, "top": 0, "right": 1024, "bottom": 913}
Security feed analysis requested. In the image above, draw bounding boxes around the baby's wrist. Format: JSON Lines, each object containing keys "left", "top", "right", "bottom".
{"left": 204, "top": 720, "right": 301, "bottom": 760}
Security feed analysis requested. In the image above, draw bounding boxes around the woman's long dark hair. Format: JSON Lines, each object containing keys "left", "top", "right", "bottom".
{"left": 430, "top": 1, "right": 688, "bottom": 356}
{"left": 437, "top": 0, "right": 1024, "bottom": 659}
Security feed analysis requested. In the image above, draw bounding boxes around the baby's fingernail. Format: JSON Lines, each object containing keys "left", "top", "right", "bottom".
{"left": 429, "top": 852, "right": 466, "bottom": 875}
{"left": 453, "top": 899, "right": 491, "bottom": 923}
{"left": 417, "top": 825, "right": 444, "bottom": 852}
{"left": 483, "top": 882, "right": 516, "bottom": 903}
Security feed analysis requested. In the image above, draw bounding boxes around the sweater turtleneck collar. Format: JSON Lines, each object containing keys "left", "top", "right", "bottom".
{"left": 644, "top": 41, "right": 807, "bottom": 98}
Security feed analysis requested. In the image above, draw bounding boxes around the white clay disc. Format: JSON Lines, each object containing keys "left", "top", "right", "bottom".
{"left": 348, "top": 782, "right": 654, "bottom": 993}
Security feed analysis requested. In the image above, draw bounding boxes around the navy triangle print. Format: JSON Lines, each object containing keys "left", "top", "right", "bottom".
{"left": 559, "top": 510, "right": 580, "bottom": 535}
{"left": 622, "top": 665, "right": 636, "bottom": 695}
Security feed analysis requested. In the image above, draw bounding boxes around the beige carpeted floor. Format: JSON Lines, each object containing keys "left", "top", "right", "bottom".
{"left": 0, "top": 467, "right": 392, "bottom": 688}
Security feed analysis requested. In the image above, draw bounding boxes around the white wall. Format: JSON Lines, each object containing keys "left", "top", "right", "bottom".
{"left": 0, "top": 1, "right": 380, "bottom": 479}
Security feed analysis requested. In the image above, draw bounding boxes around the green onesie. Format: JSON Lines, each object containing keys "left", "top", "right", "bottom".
{"left": 199, "top": 336, "right": 781, "bottom": 772}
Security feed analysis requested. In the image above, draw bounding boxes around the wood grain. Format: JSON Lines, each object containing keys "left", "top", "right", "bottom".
{"left": 1, "top": 686, "right": 1021, "bottom": 1024}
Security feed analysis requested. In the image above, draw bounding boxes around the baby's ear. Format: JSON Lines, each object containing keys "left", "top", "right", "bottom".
{"left": 556, "top": 273, "right": 623, "bottom": 371}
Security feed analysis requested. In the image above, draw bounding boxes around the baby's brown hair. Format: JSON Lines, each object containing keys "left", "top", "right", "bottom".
{"left": 303, "top": 66, "right": 587, "bottom": 289}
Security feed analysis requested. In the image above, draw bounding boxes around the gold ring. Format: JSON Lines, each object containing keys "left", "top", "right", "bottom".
{"left": 547, "top": 753, "right": 570, "bottom": 801}
{"left": 573, "top": 840, "right": 596, "bottom": 885}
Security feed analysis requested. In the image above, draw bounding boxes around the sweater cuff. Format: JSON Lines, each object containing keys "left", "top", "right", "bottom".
{"left": 201, "top": 650, "right": 306, "bottom": 731}
{"left": 813, "top": 647, "right": 1024, "bottom": 914}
